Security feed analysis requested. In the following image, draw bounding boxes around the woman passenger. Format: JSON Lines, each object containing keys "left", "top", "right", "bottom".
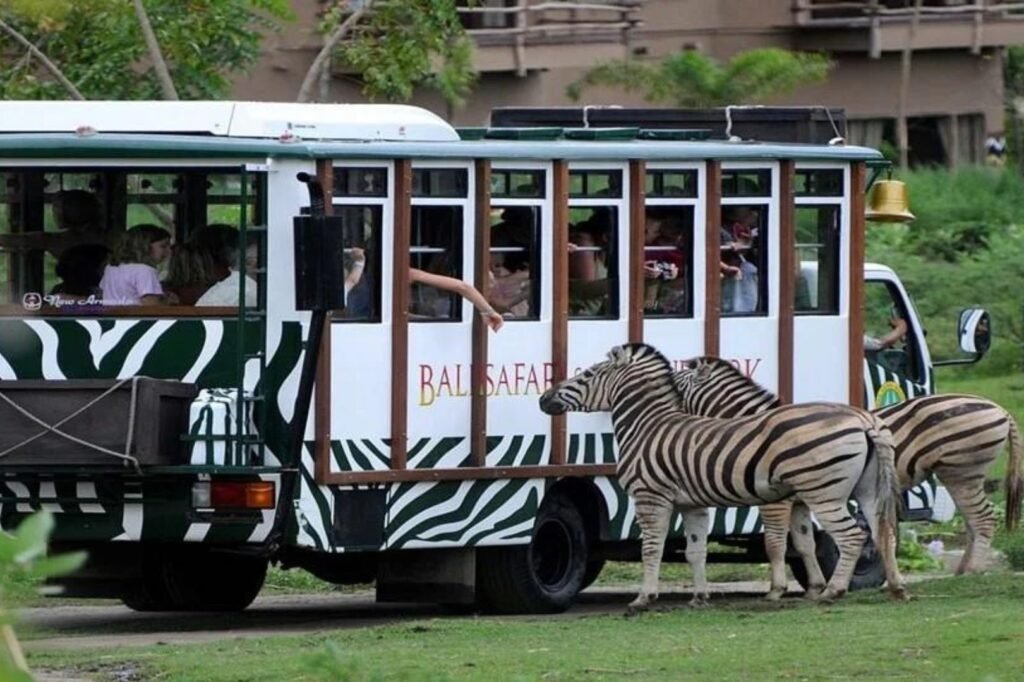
{"left": 99, "top": 225, "right": 173, "bottom": 305}
{"left": 164, "top": 242, "right": 216, "bottom": 305}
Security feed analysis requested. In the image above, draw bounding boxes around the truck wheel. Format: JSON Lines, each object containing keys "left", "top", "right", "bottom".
{"left": 788, "top": 531, "right": 885, "bottom": 593}
{"left": 122, "top": 548, "right": 268, "bottom": 612}
{"left": 581, "top": 558, "right": 606, "bottom": 590}
{"left": 477, "top": 495, "right": 587, "bottom": 614}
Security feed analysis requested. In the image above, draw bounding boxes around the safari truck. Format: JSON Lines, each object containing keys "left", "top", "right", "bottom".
{"left": 0, "top": 102, "right": 987, "bottom": 613}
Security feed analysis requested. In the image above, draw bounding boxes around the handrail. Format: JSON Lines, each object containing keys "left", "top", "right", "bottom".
{"left": 793, "top": 0, "right": 1024, "bottom": 21}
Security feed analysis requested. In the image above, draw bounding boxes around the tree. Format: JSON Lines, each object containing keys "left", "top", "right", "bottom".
{"left": 566, "top": 48, "right": 832, "bottom": 108}
{"left": 0, "top": 0, "right": 291, "bottom": 100}
{"left": 299, "top": 0, "right": 478, "bottom": 112}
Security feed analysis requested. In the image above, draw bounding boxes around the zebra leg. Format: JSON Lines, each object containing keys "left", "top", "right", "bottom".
{"left": 760, "top": 501, "right": 794, "bottom": 601}
{"left": 628, "top": 495, "right": 674, "bottom": 615}
{"left": 681, "top": 507, "right": 711, "bottom": 607}
{"left": 789, "top": 502, "right": 826, "bottom": 599}
{"left": 802, "top": 504, "right": 865, "bottom": 602}
{"left": 943, "top": 474, "right": 996, "bottom": 574}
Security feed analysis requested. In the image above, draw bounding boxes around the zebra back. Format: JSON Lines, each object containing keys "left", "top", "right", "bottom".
{"left": 672, "top": 356, "right": 780, "bottom": 418}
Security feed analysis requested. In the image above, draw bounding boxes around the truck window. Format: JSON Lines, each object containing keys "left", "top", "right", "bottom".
{"left": 864, "top": 280, "right": 923, "bottom": 384}
{"left": 642, "top": 205, "right": 693, "bottom": 317}
{"left": 490, "top": 205, "right": 540, "bottom": 320}
{"left": 0, "top": 167, "right": 264, "bottom": 313}
{"left": 719, "top": 203, "right": 767, "bottom": 315}
{"left": 410, "top": 167, "right": 468, "bottom": 322}
{"left": 794, "top": 205, "right": 840, "bottom": 314}
{"left": 568, "top": 168, "right": 621, "bottom": 319}
{"left": 333, "top": 165, "right": 388, "bottom": 323}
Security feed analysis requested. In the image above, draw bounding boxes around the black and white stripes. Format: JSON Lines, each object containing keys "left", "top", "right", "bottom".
{"left": 540, "top": 343, "right": 906, "bottom": 612}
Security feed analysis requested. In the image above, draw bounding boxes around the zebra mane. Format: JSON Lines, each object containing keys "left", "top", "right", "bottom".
{"left": 612, "top": 343, "right": 675, "bottom": 377}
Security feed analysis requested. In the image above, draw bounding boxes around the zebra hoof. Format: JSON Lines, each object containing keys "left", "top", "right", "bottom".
{"left": 626, "top": 595, "right": 654, "bottom": 616}
{"left": 764, "top": 589, "right": 785, "bottom": 602}
{"left": 888, "top": 586, "right": 910, "bottom": 602}
{"left": 689, "top": 594, "right": 710, "bottom": 608}
{"left": 803, "top": 585, "right": 825, "bottom": 601}
{"left": 817, "top": 587, "right": 845, "bottom": 603}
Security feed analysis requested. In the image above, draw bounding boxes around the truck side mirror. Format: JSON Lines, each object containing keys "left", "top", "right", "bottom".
{"left": 958, "top": 308, "right": 991, "bottom": 357}
{"left": 293, "top": 214, "right": 348, "bottom": 311}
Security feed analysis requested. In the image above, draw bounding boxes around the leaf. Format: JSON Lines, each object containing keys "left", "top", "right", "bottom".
{"left": 12, "top": 510, "right": 54, "bottom": 564}
{"left": 28, "top": 551, "right": 87, "bottom": 579}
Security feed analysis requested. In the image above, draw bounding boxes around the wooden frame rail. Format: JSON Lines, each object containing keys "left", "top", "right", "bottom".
{"left": 550, "top": 160, "right": 569, "bottom": 466}
{"left": 628, "top": 160, "right": 646, "bottom": 344}
{"left": 703, "top": 161, "right": 722, "bottom": 357}
{"left": 849, "top": 162, "right": 866, "bottom": 409}
{"left": 778, "top": 160, "right": 795, "bottom": 405}
{"left": 471, "top": 159, "right": 492, "bottom": 467}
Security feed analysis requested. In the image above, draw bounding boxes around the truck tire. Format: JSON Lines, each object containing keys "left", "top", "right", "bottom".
{"left": 122, "top": 548, "right": 268, "bottom": 612}
{"left": 581, "top": 558, "right": 606, "bottom": 590}
{"left": 788, "top": 531, "right": 885, "bottom": 593}
{"left": 477, "top": 494, "right": 587, "bottom": 614}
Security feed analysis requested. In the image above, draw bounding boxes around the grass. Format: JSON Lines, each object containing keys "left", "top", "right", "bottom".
{"left": 26, "top": 574, "right": 1024, "bottom": 682}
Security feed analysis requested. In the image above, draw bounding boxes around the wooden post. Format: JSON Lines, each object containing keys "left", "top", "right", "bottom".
{"left": 897, "top": 0, "right": 924, "bottom": 169}
{"left": 628, "top": 160, "right": 646, "bottom": 343}
{"left": 314, "top": 159, "right": 334, "bottom": 482}
{"left": 391, "top": 159, "right": 412, "bottom": 469}
{"left": 704, "top": 161, "right": 722, "bottom": 357}
{"left": 778, "top": 160, "right": 795, "bottom": 405}
{"left": 470, "top": 160, "right": 492, "bottom": 467}
{"left": 550, "top": 160, "right": 569, "bottom": 465}
{"left": 849, "top": 162, "right": 866, "bottom": 409}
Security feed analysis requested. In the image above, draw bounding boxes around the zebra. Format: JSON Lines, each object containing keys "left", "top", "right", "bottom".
{"left": 538, "top": 343, "right": 907, "bottom": 613}
{"left": 673, "top": 356, "right": 1024, "bottom": 598}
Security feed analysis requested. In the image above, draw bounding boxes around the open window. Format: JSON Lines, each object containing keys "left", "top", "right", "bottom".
{"left": 0, "top": 167, "right": 265, "bottom": 315}
{"left": 409, "top": 167, "right": 469, "bottom": 323}
{"left": 794, "top": 169, "right": 842, "bottom": 315}
{"left": 720, "top": 168, "right": 771, "bottom": 317}
{"left": 568, "top": 169, "right": 621, "bottom": 319}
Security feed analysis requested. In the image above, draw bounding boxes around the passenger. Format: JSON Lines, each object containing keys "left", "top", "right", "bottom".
{"left": 164, "top": 242, "right": 216, "bottom": 306}
{"left": 0, "top": 189, "right": 108, "bottom": 259}
{"left": 568, "top": 208, "right": 613, "bottom": 316}
{"left": 100, "top": 224, "right": 173, "bottom": 306}
{"left": 195, "top": 231, "right": 258, "bottom": 307}
{"left": 189, "top": 224, "right": 237, "bottom": 282}
{"left": 49, "top": 243, "right": 109, "bottom": 304}
{"left": 721, "top": 207, "right": 759, "bottom": 313}
{"left": 489, "top": 253, "right": 531, "bottom": 318}
{"left": 643, "top": 213, "right": 688, "bottom": 315}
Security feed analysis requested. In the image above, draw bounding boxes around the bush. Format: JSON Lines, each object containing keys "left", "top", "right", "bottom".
{"left": 995, "top": 531, "right": 1024, "bottom": 571}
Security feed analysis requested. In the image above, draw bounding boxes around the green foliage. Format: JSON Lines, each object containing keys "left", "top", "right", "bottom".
{"left": 866, "top": 166, "right": 1024, "bottom": 377}
{"left": 566, "top": 48, "right": 832, "bottom": 107}
{"left": 323, "top": 0, "right": 478, "bottom": 108}
{"left": 0, "top": 510, "right": 87, "bottom": 681}
{"left": 995, "top": 530, "right": 1024, "bottom": 571}
{"left": 896, "top": 529, "right": 943, "bottom": 573}
{"left": 0, "top": 0, "right": 292, "bottom": 99}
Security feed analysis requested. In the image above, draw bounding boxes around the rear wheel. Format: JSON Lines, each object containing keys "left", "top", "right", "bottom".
{"left": 789, "top": 531, "right": 885, "bottom": 592}
{"left": 477, "top": 495, "right": 587, "bottom": 614}
{"left": 122, "top": 547, "right": 268, "bottom": 612}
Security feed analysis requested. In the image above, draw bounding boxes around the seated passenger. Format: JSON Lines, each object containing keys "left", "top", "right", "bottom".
{"left": 189, "top": 224, "right": 237, "bottom": 282}
{"left": 721, "top": 207, "right": 759, "bottom": 313}
{"left": 195, "top": 232, "right": 258, "bottom": 307}
{"left": 643, "top": 213, "right": 687, "bottom": 315}
{"left": 164, "top": 243, "right": 216, "bottom": 306}
{"left": 100, "top": 224, "right": 173, "bottom": 305}
{"left": 0, "top": 190, "right": 109, "bottom": 259}
{"left": 49, "top": 243, "right": 109, "bottom": 305}
{"left": 568, "top": 208, "right": 613, "bottom": 316}
{"left": 489, "top": 253, "right": 531, "bottom": 318}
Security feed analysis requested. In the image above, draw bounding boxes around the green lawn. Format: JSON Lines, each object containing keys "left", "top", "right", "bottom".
{"left": 27, "top": 574, "right": 1024, "bottom": 682}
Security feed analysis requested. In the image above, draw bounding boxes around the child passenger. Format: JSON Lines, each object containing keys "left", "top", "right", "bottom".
{"left": 100, "top": 224, "right": 173, "bottom": 305}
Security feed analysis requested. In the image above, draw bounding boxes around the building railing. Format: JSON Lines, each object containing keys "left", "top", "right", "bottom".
{"left": 794, "top": 0, "right": 1024, "bottom": 24}
{"left": 458, "top": 1, "right": 643, "bottom": 40}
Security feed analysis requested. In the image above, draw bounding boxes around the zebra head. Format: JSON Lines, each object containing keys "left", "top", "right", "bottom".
{"left": 672, "top": 356, "right": 780, "bottom": 417}
{"left": 539, "top": 343, "right": 674, "bottom": 415}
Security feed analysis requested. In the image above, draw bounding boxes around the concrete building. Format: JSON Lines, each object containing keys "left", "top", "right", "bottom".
{"left": 231, "top": 1, "right": 1024, "bottom": 166}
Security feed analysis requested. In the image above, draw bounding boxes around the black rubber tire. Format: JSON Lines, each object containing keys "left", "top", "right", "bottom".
{"left": 580, "top": 558, "right": 606, "bottom": 591}
{"left": 476, "top": 495, "right": 588, "bottom": 614}
{"left": 122, "top": 548, "right": 268, "bottom": 612}
{"left": 789, "top": 530, "right": 885, "bottom": 593}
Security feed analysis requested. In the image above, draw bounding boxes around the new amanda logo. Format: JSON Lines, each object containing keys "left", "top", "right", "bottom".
{"left": 875, "top": 381, "right": 907, "bottom": 407}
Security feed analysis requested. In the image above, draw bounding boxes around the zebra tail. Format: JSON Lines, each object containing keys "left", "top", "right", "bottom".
{"left": 1004, "top": 410, "right": 1023, "bottom": 532}
{"left": 869, "top": 417, "right": 902, "bottom": 562}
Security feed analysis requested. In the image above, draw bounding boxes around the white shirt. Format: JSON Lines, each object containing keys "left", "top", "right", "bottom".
{"left": 196, "top": 270, "right": 258, "bottom": 307}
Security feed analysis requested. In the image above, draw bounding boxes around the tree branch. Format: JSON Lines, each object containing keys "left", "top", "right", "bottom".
{"left": 0, "top": 16, "right": 85, "bottom": 100}
{"left": 297, "top": 0, "right": 377, "bottom": 103}
{"left": 133, "top": 0, "right": 179, "bottom": 100}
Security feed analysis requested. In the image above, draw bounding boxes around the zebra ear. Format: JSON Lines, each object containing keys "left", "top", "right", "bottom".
{"left": 607, "top": 344, "right": 632, "bottom": 365}
{"left": 681, "top": 357, "right": 698, "bottom": 371}
{"left": 694, "top": 361, "right": 715, "bottom": 380}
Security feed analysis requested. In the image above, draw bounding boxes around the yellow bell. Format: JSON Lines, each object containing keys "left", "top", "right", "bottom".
{"left": 866, "top": 180, "right": 915, "bottom": 223}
